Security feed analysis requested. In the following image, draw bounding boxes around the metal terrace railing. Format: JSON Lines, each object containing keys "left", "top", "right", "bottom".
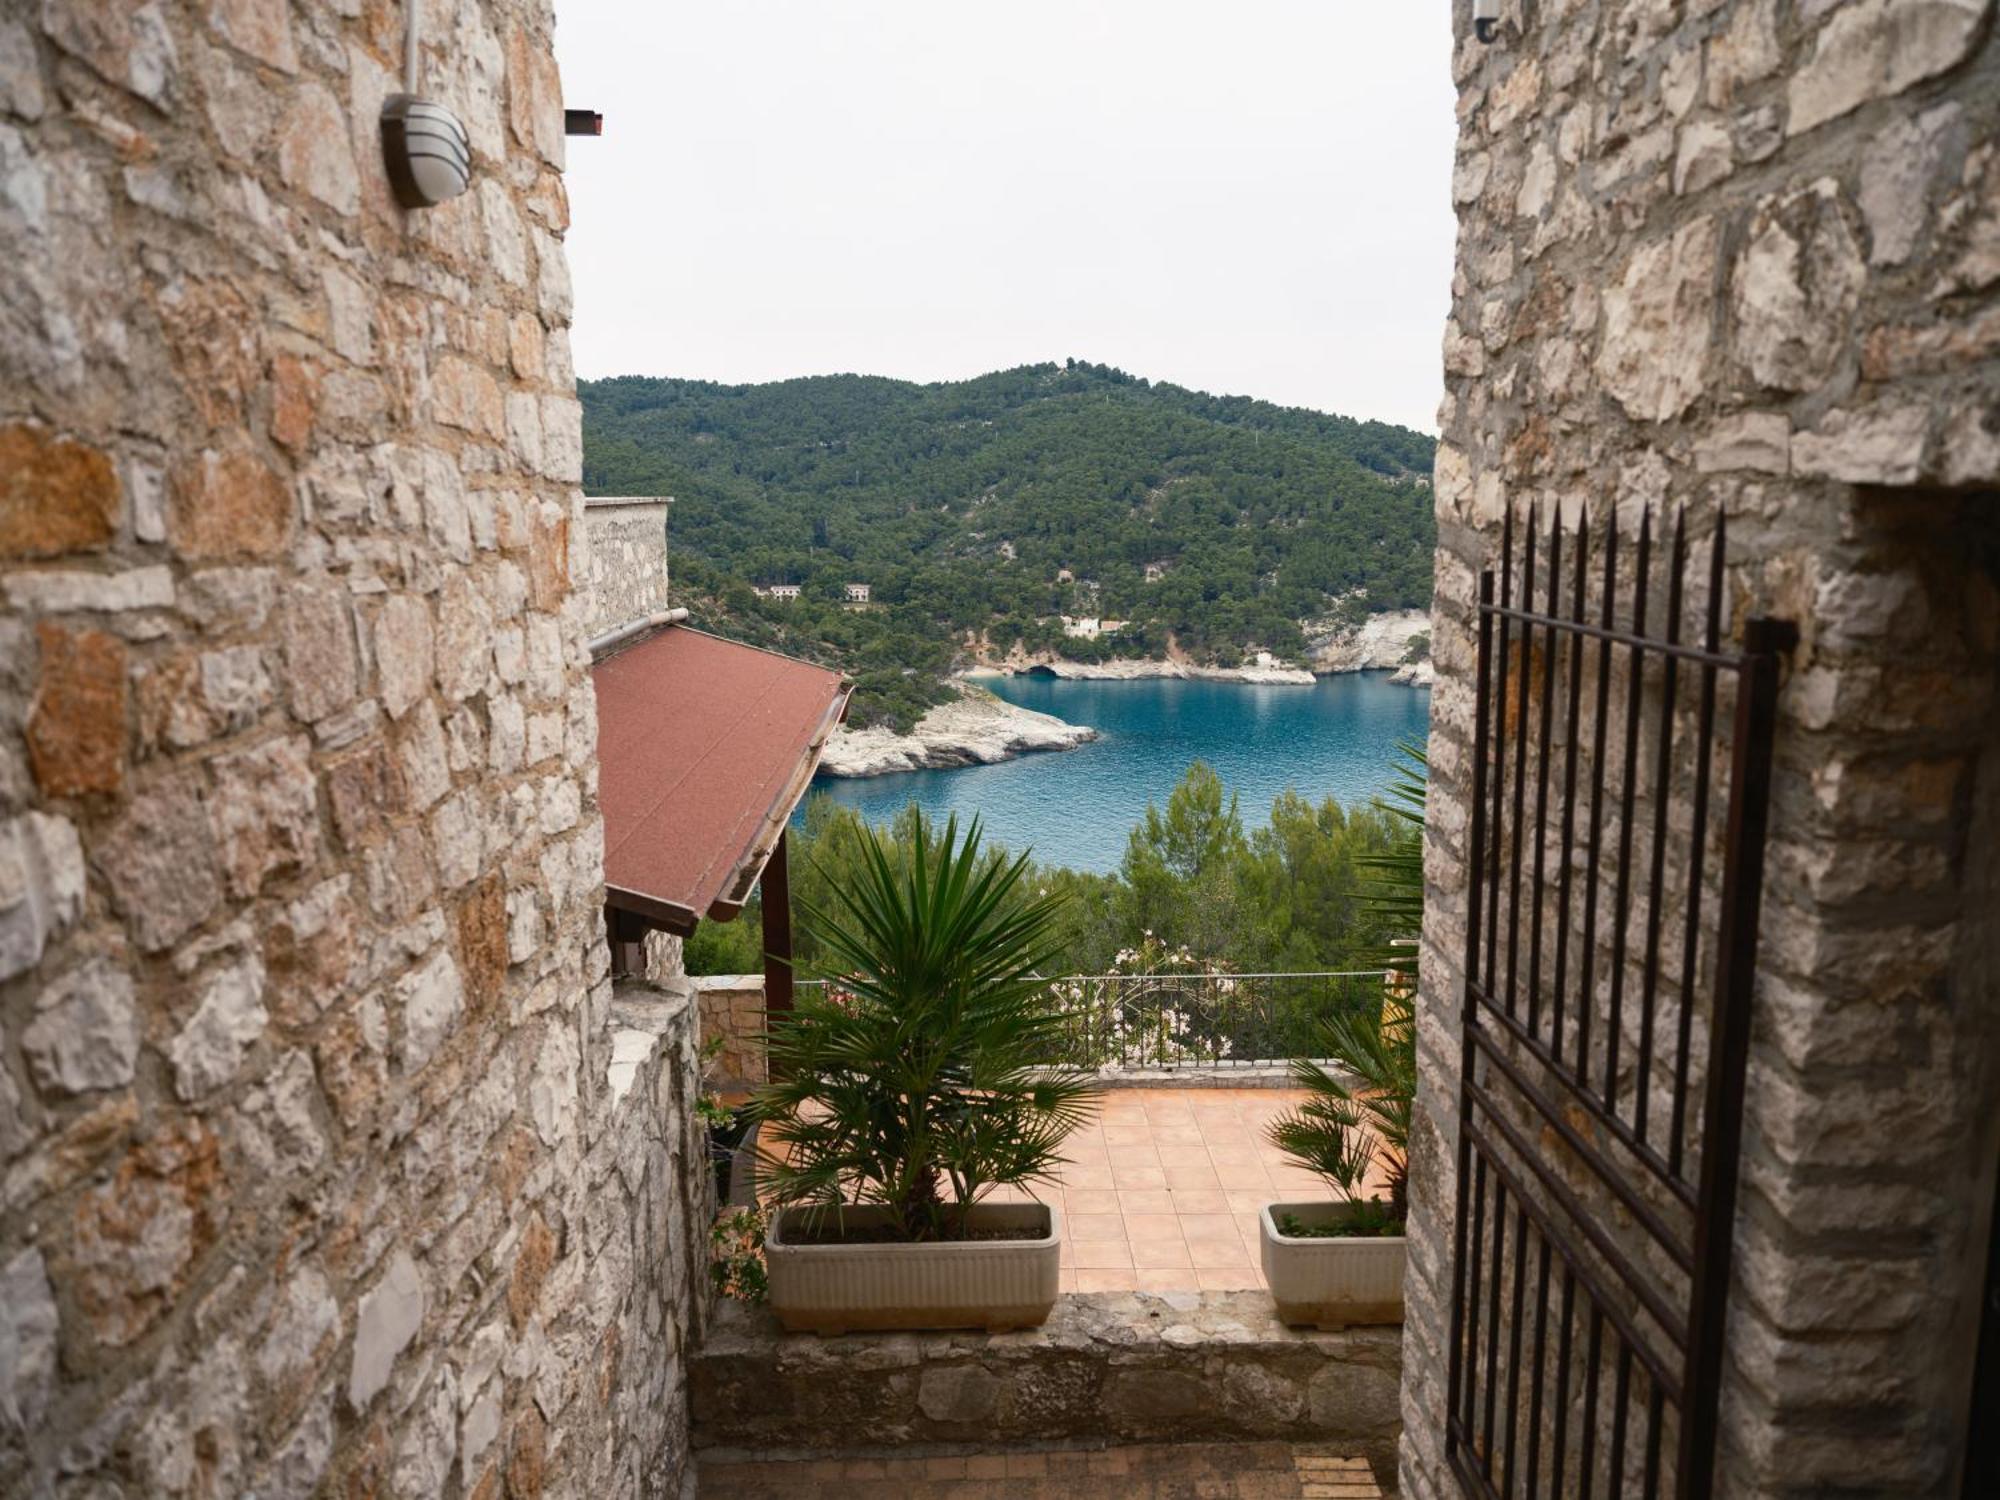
{"left": 799, "top": 970, "right": 1394, "bottom": 1071}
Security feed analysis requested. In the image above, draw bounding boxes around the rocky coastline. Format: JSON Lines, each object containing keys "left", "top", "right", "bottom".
{"left": 1302, "top": 607, "right": 1432, "bottom": 674}
{"left": 964, "top": 659, "right": 1318, "bottom": 686}
{"left": 818, "top": 684, "right": 1099, "bottom": 778}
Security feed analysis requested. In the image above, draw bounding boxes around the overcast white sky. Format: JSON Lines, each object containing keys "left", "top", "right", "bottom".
{"left": 557, "top": 2, "right": 1457, "bottom": 435}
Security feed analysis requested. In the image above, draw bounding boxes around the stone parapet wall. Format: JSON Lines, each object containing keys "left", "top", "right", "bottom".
{"left": 691, "top": 974, "right": 768, "bottom": 1088}
{"left": 0, "top": 2, "right": 707, "bottom": 1497}
{"left": 580, "top": 497, "right": 671, "bottom": 641}
{"left": 1408, "top": 5, "right": 1999, "bottom": 1500}
{"left": 692, "top": 1292, "right": 1403, "bottom": 1475}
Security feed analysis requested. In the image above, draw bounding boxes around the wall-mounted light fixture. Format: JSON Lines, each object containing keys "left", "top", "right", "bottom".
{"left": 381, "top": 0, "right": 471, "bottom": 209}
{"left": 1474, "top": 0, "right": 1501, "bottom": 44}
{"left": 565, "top": 110, "right": 604, "bottom": 137}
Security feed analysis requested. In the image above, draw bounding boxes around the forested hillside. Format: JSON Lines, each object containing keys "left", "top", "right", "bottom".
{"left": 581, "top": 361, "right": 1436, "bottom": 729}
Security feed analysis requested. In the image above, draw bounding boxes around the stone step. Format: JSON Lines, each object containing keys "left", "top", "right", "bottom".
{"left": 693, "top": 1291, "right": 1402, "bottom": 1475}
{"left": 698, "top": 1439, "right": 1388, "bottom": 1498}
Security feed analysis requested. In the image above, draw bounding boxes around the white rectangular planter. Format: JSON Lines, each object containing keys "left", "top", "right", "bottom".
{"left": 1260, "top": 1201, "right": 1406, "bottom": 1331}
{"left": 765, "top": 1201, "right": 1062, "bottom": 1336}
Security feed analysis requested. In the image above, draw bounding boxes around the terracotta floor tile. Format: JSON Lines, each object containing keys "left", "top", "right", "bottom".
{"left": 1128, "top": 1236, "right": 1193, "bottom": 1269}
{"left": 1227, "top": 1189, "right": 1277, "bottom": 1214}
{"left": 1057, "top": 1269, "right": 1078, "bottom": 1292}
{"left": 1123, "top": 1212, "right": 1182, "bottom": 1240}
{"left": 1075, "top": 1268, "right": 1139, "bottom": 1292}
{"left": 1068, "top": 1212, "right": 1125, "bottom": 1240}
{"left": 1134, "top": 1267, "right": 1203, "bottom": 1292}
{"left": 1106, "top": 1143, "right": 1162, "bottom": 1165}
{"left": 1188, "top": 1236, "right": 1251, "bottom": 1268}
{"left": 1164, "top": 1163, "right": 1222, "bottom": 1190}
{"left": 1156, "top": 1145, "right": 1214, "bottom": 1170}
{"left": 1179, "top": 1212, "right": 1245, "bottom": 1242}
{"left": 1059, "top": 1164, "right": 1115, "bottom": 1188}
{"left": 1064, "top": 1188, "right": 1122, "bottom": 1216}
{"left": 1118, "top": 1188, "right": 1174, "bottom": 1215}
{"left": 1207, "top": 1144, "right": 1271, "bottom": 1168}
{"left": 1111, "top": 1163, "right": 1168, "bottom": 1190}
{"left": 1071, "top": 1238, "right": 1134, "bottom": 1269}
{"left": 1169, "top": 1188, "right": 1230, "bottom": 1215}
{"left": 1199, "top": 1266, "right": 1266, "bottom": 1291}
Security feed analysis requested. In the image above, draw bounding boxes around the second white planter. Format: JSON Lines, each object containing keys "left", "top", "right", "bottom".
{"left": 765, "top": 1201, "right": 1062, "bottom": 1336}
{"left": 1259, "top": 1201, "right": 1406, "bottom": 1331}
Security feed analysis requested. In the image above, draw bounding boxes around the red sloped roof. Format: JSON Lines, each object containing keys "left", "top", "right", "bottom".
{"left": 592, "top": 625, "right": 851, "bottom": 931}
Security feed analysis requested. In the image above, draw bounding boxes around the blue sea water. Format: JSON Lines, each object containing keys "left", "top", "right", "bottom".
{"left": 798, "top": 673, "right": 1432, "bottom": 874}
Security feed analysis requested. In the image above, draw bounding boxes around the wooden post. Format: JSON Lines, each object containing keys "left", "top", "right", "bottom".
{"left": 762, "top": 828, "right": 794, "bottom": 1017}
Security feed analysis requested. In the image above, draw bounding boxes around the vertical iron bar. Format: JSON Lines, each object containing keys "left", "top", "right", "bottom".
{"left": 1550, "top": 514, "right": 1590, "bottom": 1070}
{"left": 1505, "top": 507, "right": 1538, "bottom": 1018}
{"left": 1676, "top": 616, "right": 1789, "bottom": 1500}
{"left": 1501, "top": 1201, "right": 1531, "bottom": 1496}
{"left": 1487, "top": 512, "right": 1515, "bottom": 999}
{"left": 1576, "top": 508, "right": 1618, "bottom": 1091}
{"left": 1527, "top": 510, "right": 1562, "bottom": 1041}
{"left": 1460, "top": 1153, "right": 1491, "bottom": 1448}
{"left": 1609, "top": 1345, "right": 1634, "bottom": 1500}
{"left": 1448, "top": 572, "right": 1499, "bottom": 1465}
{"left": 1669, "top": 516, "right": 1726, "bottom": 1181}
{"left": 1550, "top": 1265, "right": 1578, "bottom": 1493}
{"left": 1644, "top": 1382, "right": 1667, "bottom": 1499}
{"left": 1605, "top": 507, "right": 1653, "bottom": 1111}
{"left": 1483, "top": 1177, "right": 1508, "bottom": 1479}
{"left": 1580, "top": 1305, "right": 1605, "bottom": 1500}
{"left": 1524, "top": 1236, "right": 1553, "bottom": 1496}
{"left": 1635, "top": 510, "right": 1687, "bottom": 1147}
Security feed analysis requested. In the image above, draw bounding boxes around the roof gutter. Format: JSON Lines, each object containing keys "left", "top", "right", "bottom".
{"left": 587, "top": 607, "right": 687, "bottom": 659}
{"left": 706, "top": 677, "right": 854, "bottom": 921}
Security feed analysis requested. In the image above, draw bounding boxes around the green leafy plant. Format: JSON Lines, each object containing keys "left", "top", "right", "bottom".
{"left": 694, "top": 1093, "right": 735, "bottom": 1130}
{"left": 709, "top": 1209, "right": 768, "bottom": 1303}
{"left": 1266, "top": 744, "right": 1425, "bottom": 1233}
{"left": 753, "top": 814, "right": 1101, "bottom": 1242}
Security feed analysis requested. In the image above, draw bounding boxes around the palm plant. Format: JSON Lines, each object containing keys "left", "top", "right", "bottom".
{"left": 1268, "top": 742, "right": 1425, "bottom": 1232}
{"left": 754, "top": 813, "right": 1101, "bottom": 1242}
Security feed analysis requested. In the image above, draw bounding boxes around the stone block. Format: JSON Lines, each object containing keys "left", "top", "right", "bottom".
{"left": 208, "top": 734, "right": 320, "bottom": 897}
{"left": 1732, "top": 181, "right": 1864, "bottom": 393}
{"left": 0, "top": 423, "right": 119, "bottom": 558}
{"left": 1596, "top": 216, "right": 1719, "bottom": 423}
{"left": 396, "top": 948, "right": 464, "bottom": 1072}
{"left": 169, "top": 954, "right": 267, "bottom": 1099}
{"left": 207, "top": 0, "right": 296, "bottom": 74}
{"left": 0, "top": 1247, "right": 58, "bottom": 1435}
{"left": 22, "top": 956, "right": 139, "bottom": 1097}
{"left": 370, "top": 593, "right": 435, "bottom": 722}
{"left": 40, "top": 0, "right": 178, "bottom": 108}
{"left": 349, "top": 1250, "right": 425, "bottom": 1410}
{"left": 170, "top": 445, "right": 293, "bottom": 559}
{"left": 1791, "top": 404, "right": 1931, "bottom": 485}
{"left": 98, "top": 775, "right": 222, "bottom": 951}
{"left": 281, "top": 580, "right": 358, "bottom": 723}
{"left": 1787, "top": 0, "right": 1989, "bottom": 138}
{"left": 26, "top": 621, "right": 126, "bottom": 796}
{"left": 278, "top": 81, "right": 358, "bottom": 216}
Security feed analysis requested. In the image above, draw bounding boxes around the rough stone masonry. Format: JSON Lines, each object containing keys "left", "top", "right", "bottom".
{"left": 1407, "top": 4, "right": 1999, "bottom": 1499}
{"left": 0, "top": 2, "right": 709, "bottom": 1497}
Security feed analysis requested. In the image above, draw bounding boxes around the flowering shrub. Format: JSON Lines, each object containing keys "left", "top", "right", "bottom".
{"left": 1047, "top": 933, "right": 1238, "bottom": 1071}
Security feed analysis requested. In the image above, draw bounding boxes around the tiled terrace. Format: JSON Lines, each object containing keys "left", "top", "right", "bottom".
{"left": 990, "top": 1086, "right": 1329, "bottom": 1294}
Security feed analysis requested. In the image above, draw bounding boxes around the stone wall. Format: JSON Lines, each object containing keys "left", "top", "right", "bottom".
{"left": 0, "top": 3, "right": 707, "bottom": 1497}
{"left": 693, "top": 1291, "right": 1404, "bottom": 1477}
{"left": 580, "top": 497, "right": 671, "bottom": 641}
{"left": 691, "top": 974, "right": 768, "bottom": 1089}
{"left": 1407, "top": 5, "right": 1999, "bottom": 1500}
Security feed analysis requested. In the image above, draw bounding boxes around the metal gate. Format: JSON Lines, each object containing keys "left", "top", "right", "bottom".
{"left": 1445, "top": 505, "right": 1791, "bottom": 1500}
